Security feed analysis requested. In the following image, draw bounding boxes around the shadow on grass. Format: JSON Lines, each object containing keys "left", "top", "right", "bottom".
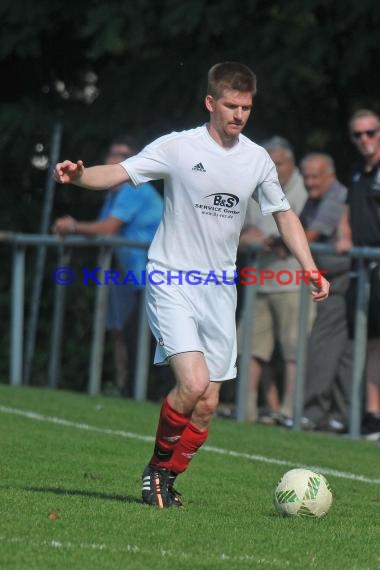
{"left": 17, "top": 485, "right": 142, "bottom": 505}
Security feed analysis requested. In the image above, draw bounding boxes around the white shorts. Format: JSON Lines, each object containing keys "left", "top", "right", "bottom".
{"left": 145, "top": 263, "right": 237, "bottom": 381}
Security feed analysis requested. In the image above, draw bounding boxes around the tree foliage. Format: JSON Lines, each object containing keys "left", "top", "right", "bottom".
{"left": 1, "top": 0, "right": 380, "bottom": 218}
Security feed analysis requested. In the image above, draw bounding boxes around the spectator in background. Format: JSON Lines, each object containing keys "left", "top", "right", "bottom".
{"left": 300, "top": 153, "right": 352, "bottom": 433}
{"left": 237, "top": 136, "right": 313, "bottom": 426}
{"left": 53, "top": 136, "right": 163, "bottom": 397}
{"left": 337, "top": 109, "right": 380, "bottom": 438}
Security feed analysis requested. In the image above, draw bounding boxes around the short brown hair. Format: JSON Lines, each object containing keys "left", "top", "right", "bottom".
{"left": 207, "top": 62, "right": 257, "bottom": 99}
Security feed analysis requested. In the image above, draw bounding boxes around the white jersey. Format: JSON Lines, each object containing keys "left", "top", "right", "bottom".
{"left": 121, "top": 125, "right": 290, "bottom": 277}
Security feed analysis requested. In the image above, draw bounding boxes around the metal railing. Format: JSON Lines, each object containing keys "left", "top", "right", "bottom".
{"left": 237, "top": 242, "right": 380, "bottom": 439}
{"left": 1, "top": 232, "right": 379, "bottom": 439}
{"left": 1, "top": 232, "right": 151, "bottom": 400}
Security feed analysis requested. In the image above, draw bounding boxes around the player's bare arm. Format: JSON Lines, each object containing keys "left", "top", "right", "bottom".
{"left": 335, "top": 206, "right": 353, "bottom": 253}
{"left": 54, "top": 160, "right": 130, "bottom": 190}
{"left": 273, "top": 209, "right": 330, "bottom": 301}
{"left": 52, "top": 214, "right": 123, "bottom": 237}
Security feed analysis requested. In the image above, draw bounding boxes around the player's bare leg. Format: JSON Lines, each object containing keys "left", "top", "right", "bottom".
{"left": 168, "top": 351, "right": 211, "bottom": 414}
{"left": 142, "top": 352, "right": 222, "bottom": 508}
{"left": 190, "top": 380, "right": 222, "bottom": 429}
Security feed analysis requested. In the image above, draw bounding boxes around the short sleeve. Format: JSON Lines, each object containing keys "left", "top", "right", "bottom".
{"left": 253, "top": 153, "right": 290, "bottom": 215}
{"left": 119, "top": 133, "right": 177, "bottom": 186}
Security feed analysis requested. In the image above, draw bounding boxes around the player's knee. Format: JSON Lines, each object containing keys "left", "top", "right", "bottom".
{"left": 184, "top": 378, "right": 209, "bottom": 402}
{"left": 174, "top": 371, "right": 209, "bottom": 404}
{"left": 198, "top": 392, "right": 219, "bottom": 418}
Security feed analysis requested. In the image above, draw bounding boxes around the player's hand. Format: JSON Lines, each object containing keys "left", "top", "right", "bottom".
{"left": 54, "top": 160, "right": 84, "bottom": 184}
{"left": 309, "top": 272, "right": 330, "bottom": 302}
{"left": 335, "top": 237, "right": 353, "bottom": 253}
{"left": 264, "top": 236, "right": 289, "bottom": 259}
{"left": 52, "top": 215, "right": 77, "bottom": 236}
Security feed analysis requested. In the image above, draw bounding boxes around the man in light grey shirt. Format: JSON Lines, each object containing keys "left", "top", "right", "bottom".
{"left": 238, "top": 136, "right": 314, "bottom": 425}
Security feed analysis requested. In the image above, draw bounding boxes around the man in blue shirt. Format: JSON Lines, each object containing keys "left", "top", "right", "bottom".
{"left": 53, "top": 136, "right": 163, "bottom": 396}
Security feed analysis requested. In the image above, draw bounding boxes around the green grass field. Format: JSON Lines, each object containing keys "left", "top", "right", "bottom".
{"left": 1, "top": 384, "right": 379, "bottom": 570}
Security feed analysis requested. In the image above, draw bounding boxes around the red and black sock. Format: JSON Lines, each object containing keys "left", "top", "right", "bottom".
{"left": 167, "top": 422, "right": 209, "bottom": 474}
{"left": 149, "top": 397, "right": 191, "bottom": 469}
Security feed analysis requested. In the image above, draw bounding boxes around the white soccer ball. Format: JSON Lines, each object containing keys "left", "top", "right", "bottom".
{"left": 274, "top": 468, "right": 332, "bottom": 518}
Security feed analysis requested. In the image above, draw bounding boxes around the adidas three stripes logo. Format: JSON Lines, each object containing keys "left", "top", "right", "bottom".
{"left": 192, "top": 162, "right": 206, "bottom": 172}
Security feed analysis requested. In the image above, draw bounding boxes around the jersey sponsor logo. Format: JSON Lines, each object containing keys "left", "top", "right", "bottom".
{"left": 192, "top": 162, "right": 206, "bottom": 172}
{"left": 194, "top": 192, "right": 240, "bottom": 219}
{"left": 204, "top": 192, "right": 239, "bottom": 208}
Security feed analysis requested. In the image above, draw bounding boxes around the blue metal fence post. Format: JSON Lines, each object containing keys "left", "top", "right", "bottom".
{"left": 48, "top": 246, "right": 71, "bottom": 388}
{"left": 10, "top": 246, "right": 25, "bottom": 385}
{"left": 24, "top": 122, "right": 63, "bottom": 384}
{"left": 236, "top": 253, "right": 260, "bottom": 422}
{"left": 88, "top": 247, "right": 112, "bottom": 396}
{"left": 134, "top": 287, "right": 151, "bottom": 401}
{"left": 349, "top": 260, "right": 370, "bottom": 439}
{"left": 292, "top": 280, "right": 310, "bottom": 431}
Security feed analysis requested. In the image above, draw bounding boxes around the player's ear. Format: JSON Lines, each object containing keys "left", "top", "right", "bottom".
{"left": 205, "top": 95, "right": 215, "bottom": 113}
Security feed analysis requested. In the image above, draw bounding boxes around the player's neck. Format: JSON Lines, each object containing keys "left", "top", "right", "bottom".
{"left": 206, "top": 123, "right": 239, "bottom": 149}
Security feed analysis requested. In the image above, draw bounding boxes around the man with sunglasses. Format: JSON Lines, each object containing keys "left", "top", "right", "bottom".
{"left": 341, "top": 109, "right": 380, "bottom": 253}
{"left": 338, "top": 109, "right": 380, "bottom": 438}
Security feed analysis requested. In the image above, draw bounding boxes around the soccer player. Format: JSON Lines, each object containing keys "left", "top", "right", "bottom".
{"left": 54, "top": 62, "right": 329, "bottom": 508}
